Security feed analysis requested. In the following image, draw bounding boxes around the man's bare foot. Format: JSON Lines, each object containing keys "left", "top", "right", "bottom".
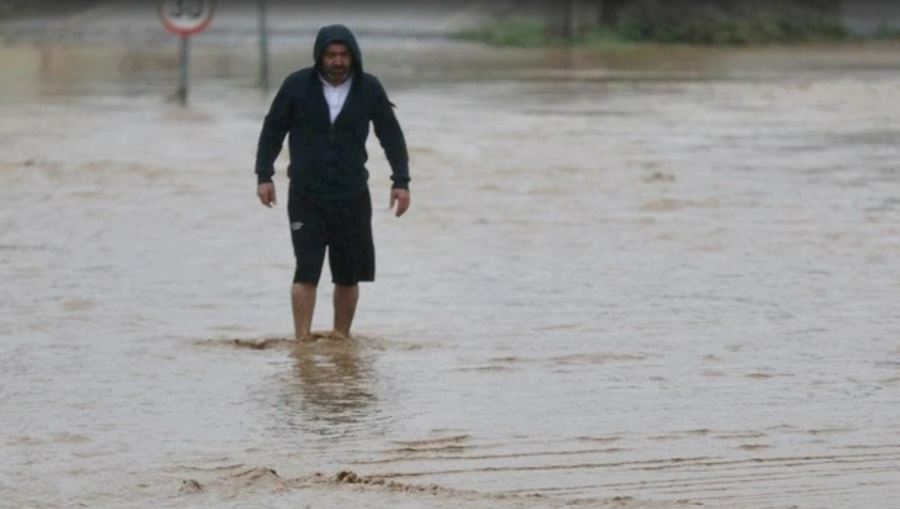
{"left": 295, "top": 332, "right": 320, "bottom": 343}
{"left": 329, "top": 330, "right": 351, "bottom": 341}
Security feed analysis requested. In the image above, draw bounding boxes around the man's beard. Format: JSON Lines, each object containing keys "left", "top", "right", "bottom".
{"left": 326, "top": 66, "right": 349, "bottom": 82}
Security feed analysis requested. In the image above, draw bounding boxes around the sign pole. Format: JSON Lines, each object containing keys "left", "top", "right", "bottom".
{"left": 178, "top": 34, "right": 189, "bottom": 106}
{"left": 158, "top": 0, "right": 216, "bottom": 107}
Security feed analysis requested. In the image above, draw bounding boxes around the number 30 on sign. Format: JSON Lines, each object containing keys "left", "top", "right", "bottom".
{"left": 158, "top": 0, "right": 217, "bottom": 36}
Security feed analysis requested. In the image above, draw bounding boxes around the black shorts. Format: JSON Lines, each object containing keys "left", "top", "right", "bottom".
{"left": 287, "top": 186, "right": 375, "bottom": 286}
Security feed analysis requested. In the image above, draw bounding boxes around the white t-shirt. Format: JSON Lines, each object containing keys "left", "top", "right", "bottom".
{"left": 320, "top": 74, "right": 353, "bottom": 124}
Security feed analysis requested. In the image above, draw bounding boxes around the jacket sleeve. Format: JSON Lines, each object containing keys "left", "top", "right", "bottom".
{"left": 370, "top": 78, "right": 410, "bottom": 190}
{"left": 255, "top": 77, "right": 293, "bottom": 184}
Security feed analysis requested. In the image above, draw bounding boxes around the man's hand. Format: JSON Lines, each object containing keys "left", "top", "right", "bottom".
{"left": 257, "top": 182, "right": 277, "bottom": 208}
{"left": 390, "top": 188, "right": 410, "bottom": 217}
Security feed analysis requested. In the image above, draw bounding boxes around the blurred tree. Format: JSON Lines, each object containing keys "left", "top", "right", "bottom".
{"left": 605, "top": 0, "right": 846, "bottom": 43}
{"left": 0, "top": 0, "right": 104, "bottom": 19}
{"left": 598, "top": 0, "right": 631, "bottom": 27}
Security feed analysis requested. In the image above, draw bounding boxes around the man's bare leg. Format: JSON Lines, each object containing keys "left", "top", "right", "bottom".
{"left": 332, "top": 284, "right": 359, "bottom": 339}
{"left": 291, "top": 283, "right": 317, "bottom": 341}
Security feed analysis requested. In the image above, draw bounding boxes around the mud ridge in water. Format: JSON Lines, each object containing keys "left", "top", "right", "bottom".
{"left": 178, "top": 467, "right": 288, "bottom": 497}
{"left": 195, "top": 333, "right": 432, "bottom": 352}
{"left": 194, "top": 337, "right": 295, "bottom": 351}
{"left": 315, "top": 469, "right": 704, "bottom": 508}
{"left": 173, "top": 465, "right": 497, "bottom": 499}
{"left": 353, "top": 446, "right": 632, "bottom": 466}
{"left": 368, "top": 449, "right": 900, "bottom": 479}
{"left": 391, "top": 434, "right": 471, "bottom": 448}
{"left": 488, "top": 353, "right": 651, "bottom": 367}
{"left": 176, "top": 466, "right": 697, "bottom": 508}
{"left": 196, "top": 332, "right": 354, "bottom": 351}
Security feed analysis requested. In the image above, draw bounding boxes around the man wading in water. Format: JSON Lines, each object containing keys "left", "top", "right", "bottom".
{"left": 254, "top": 25, "right": 410, "bottom": 341}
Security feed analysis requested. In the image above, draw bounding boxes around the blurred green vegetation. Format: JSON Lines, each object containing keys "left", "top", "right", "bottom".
{"left": 456, "top": 18, "right": 551, "bottom": 47}
{"left": 0, "top": 0, "right": 104, "bottom": 20}
{"left": 874, "top": 24, "right": 900, "bottom": 40}
{"left": 613, "top": 0, "right": 846, "bottom": 44}
{"left": 458, "top": 0, "right": 851, "bottom": 47}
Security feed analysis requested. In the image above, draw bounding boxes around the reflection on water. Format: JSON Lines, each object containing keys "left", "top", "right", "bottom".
{"left": 0, "top": 41, "right": 737, "bottom": 102}
{"left": 286, "top": 339, "right": 376, "bottom": 429}
{"left": 11, "top": 39, "right": 900, "bottom": 103}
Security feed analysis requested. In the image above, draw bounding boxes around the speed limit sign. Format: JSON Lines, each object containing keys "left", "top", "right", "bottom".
{"left": 159, "top": 0, "right": 216, "bottom": 105}
{"left": 158, "top": 0, "right": 216, "bottom": 36}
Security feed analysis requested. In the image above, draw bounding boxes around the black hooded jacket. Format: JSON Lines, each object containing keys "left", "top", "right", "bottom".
{"left": 255, "top": 25, "right": 409, "bottom": 198}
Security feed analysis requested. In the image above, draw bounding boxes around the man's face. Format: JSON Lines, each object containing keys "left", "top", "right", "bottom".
{"left": 322, "top": 42, "right": 352, "bottom": 84}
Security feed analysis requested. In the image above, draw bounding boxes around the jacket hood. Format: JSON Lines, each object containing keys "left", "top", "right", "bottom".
{"left": 314, "top": 24, "right": 363, "bottom": 75}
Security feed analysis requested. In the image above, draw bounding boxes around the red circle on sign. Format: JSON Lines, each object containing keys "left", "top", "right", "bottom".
{"left": 158, "top": 0, "right": 217, "bottom": 36}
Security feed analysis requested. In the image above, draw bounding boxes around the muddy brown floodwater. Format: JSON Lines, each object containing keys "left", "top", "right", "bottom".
{"left": 1, "top": 39, "right": 900, "bottom": 509}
